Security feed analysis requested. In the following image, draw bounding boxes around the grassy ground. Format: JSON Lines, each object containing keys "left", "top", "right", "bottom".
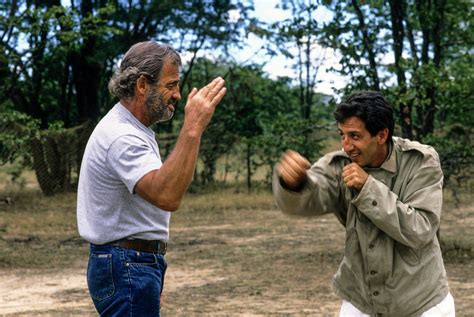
{"left": 0, "top": 169, "right": 473, "bottom": 315}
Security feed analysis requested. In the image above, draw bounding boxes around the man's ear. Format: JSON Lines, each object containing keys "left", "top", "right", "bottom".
{"left": 378, "top": 128, "right": 389, "bottom": 144}
{"left": 135, "top": 75, "right": 149, "bottom": 97}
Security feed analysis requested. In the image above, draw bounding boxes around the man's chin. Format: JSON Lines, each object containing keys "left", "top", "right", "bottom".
{"left": 156, "top": 111, "right": 174, "bottom": 123}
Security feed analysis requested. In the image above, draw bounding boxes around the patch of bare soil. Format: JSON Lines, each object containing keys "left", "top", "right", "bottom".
{"left": 0, "top": 199, "right": 473, "bottom": 316}
{"left": 0, "top": 268, "right": 94, "bottom": 315}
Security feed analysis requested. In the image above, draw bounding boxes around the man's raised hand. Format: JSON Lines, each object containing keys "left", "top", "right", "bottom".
{"left": 184, "top": 77, "right": 227, "bottom": 136}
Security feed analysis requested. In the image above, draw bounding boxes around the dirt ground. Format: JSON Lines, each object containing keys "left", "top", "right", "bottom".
{"left": 0, "top": 191, "right": 473, "bottom": 316}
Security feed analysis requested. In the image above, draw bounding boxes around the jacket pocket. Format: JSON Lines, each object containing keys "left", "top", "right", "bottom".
{"left": 87, "top": 253, "right": 115, "bottom": 301}
{"left": 395, "top": 242, "right": 420, "bottom": 266}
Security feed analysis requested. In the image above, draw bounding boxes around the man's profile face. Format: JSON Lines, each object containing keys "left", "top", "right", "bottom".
{"left": 145, "top": 61, "right": 181, "bottom": 123}
{"left": 337, "top": 116, "right": 387, "bottom": 167}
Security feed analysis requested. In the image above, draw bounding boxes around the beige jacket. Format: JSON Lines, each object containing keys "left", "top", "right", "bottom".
{"left": 273, "top": 137, "right": 449, "bottom": 316}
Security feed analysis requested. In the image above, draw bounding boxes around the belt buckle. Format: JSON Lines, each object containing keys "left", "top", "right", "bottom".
{"left": 158, "top": 241, "right": 167, "bottom": 255}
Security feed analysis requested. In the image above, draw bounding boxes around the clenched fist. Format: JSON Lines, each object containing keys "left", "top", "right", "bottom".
{"left": 277, "top": 149, "right": 311, "bottom": 191}
{"left": 342, "top": 162, "right": 369, "bottom": 191}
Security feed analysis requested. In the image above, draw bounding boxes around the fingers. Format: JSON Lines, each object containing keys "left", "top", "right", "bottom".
{"left": 183, "top": 77, "right": 227, "bottom": 135}
{"left": 286, "top": 149, "right": 311, "bottom": 170}
{"left": 189, "top": 77, "right": 227, "bottom": 108}
{"left": 342, "top": 163, "right": 357, "bottom": 184}
{"left": 342, "top": 163, "right": 368, "bottom": 190}
{"left": 342, "top": 162, "right": 361, "bottom": 178}
{"left": 208, "top": 77, "right": 225, "bottom": 98}
{"left": 280, "top": 151, "right": 303, "bottom": 174}
{"left": 278, "top": 150, "right": 310, "bottom": 188}
{"left": 278, "top": 165, "right": 302, "bottom": 187}
{"left": 188, "top": 87, "right": 198, "bottom": 98}
{"left": 342, "top": 163, "right": 351, "bottom": 178}
{"left": 343, "top": 173, "right": 356, "bottom": 187}
{"left": 210, "top": 85, "right": 227, "bottom": 107}
{"left": 200, "top": 77, "right": 225, "bottom": 98}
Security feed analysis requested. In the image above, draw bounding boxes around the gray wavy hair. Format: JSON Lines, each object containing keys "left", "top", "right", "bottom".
{"left": 108, "top": 41, "right": 181, "bottom": 99}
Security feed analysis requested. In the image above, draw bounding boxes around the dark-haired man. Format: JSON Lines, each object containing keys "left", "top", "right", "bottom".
{"left": 273, "top": 91, "right": 455, "bottom": 316}
{"left": 77, "top": 41, "right": 227, "bottom": 315}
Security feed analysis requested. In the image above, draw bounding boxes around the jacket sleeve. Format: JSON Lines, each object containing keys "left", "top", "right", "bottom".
{"left": 272, "top": 154, "right": 344, "bottom": 217}
{"left": 353, "top": 149, "right": 443, "bottom": 249}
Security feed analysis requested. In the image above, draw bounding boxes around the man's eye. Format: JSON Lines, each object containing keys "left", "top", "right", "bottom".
{"left": 166, "top": 82, "right": 178, "bottom": 89}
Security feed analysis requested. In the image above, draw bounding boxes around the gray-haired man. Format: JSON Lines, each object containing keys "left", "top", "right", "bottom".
{"left": 77, "top": 41, "right": 226, "bottom": 315}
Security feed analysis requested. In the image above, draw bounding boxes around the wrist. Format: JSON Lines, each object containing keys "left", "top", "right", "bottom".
{"left": 181, "top": 121, "right": 203, "bottom": 140}
{"left": 279, "top": 177, "right": 307, "bottom": 192}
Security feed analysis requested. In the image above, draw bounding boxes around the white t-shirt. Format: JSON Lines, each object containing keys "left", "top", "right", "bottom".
{"left": 77, "top": 103, "right": 170, "bottom": 244}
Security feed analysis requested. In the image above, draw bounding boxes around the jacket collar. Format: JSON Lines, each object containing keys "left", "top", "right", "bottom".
{"left": 378, "top": 140, "right": 397, "bottom": 173}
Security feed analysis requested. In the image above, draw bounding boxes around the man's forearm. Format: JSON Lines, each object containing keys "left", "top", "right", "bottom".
{"left": 135, "top": 128, "right": 201, "bottom": 211}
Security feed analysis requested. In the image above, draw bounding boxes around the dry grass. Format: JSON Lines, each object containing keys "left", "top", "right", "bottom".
{"left": 0, "top": 167, "right": 473, "bottom": 315}
{"left": 0, "top": 187, "right": 85, "bottom": 269}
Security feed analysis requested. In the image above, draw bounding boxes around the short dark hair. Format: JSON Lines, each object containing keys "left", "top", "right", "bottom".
{"left": 108, "top": 41, "right": 181, "bottom": 99}
{"left": 334, "top": 91, "right": 394, "bottom": 142}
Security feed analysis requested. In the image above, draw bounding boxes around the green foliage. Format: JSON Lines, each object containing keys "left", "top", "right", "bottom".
{"left": 315, "top": 0, "right": 473, "bottom": 202}
{"left": 423, "top": 126, "right": 473, "bottom": 199}
{"left": 1, "top": 0, "right": 255, "bottom": 194}
{"left": 30, "top": 120, "right": 94, "bottom": 196}
{"left": 0, "top": 109, "right": 39, "bottom": 166}
{"left": 268, "top": 0, "right": 325, "bottom": 119}
{"left": 1, "top": 0, "right": 254, "bottom": 126}
{"left": 319, "top": 0, "right": 473, "bottom": 135}
{"left": 437, "top": 53, "right": 474, "bottom": 127}
{"left": 175, "top": 57, "right": 329, "bottom": 187}
{"left": 1, "top": 0, "right": 471, "bottom": 195}
{"left": 176, "top": 58, "right": 239, "bottom": 184}
{"left": 253, "top": 115, "right": 325, "bottom": 183}
{"left": 320, "top": 2, "right": 389, "bottom": 91}
{"left": 0, "top": 106, "right": 94, "bottom": 195}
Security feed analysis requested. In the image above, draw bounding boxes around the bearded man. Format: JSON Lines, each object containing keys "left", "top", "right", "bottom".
{"left": 77, "top": 41, "right": 226, "bottom": 316}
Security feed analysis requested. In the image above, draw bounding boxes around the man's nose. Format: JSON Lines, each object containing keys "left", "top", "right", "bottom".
{"left": 342, "top": 137, "right": 353, "bottom": 152}
{"left": 173, "top": 86, "right": 181, "bottom": 101}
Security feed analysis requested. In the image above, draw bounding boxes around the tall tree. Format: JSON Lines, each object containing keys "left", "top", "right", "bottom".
{"left": 180, "top": 57, "right": 240, "bottom": 185}
{"left": 0, "top": 0, "right": 254, "bottom": 125}
{"left": 258, "top": 0, "right": 330, "bottom": 160}
{"left": 0, "top": 0, "right": 255, "bottom": 195}
{"left": 269, "top": 0, "right": 324, "bottom": 120}
{"left": 320, "top": 0, "right": 473, "bottom": 140}
{"left": 319, "top": 0, "right": 473, "bottom": 199}
{"left": 388, "top": 0, "right": 412, "bottom": 139}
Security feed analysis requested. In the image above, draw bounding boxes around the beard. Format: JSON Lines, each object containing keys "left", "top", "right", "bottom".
{"left": 145, "top": 87, "right": 177, "bottom": 123}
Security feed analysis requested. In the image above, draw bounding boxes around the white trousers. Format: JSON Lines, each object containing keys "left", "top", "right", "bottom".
{"left": 339, "top": 292, "right": 455, "bottom": 317}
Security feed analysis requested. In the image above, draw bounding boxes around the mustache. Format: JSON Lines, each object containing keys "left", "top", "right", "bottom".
{"left": 169, "top": 98, "right": 178, "bottom": 107}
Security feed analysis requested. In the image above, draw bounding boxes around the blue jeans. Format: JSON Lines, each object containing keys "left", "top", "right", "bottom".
{"left": 87, "top": 243, "right": 167, "bottom": 316}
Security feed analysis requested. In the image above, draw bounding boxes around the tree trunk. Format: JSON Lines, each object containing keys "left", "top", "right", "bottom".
{"left": 352, "top": 0, "right": 380, "bottom": 91}
{"left": 29, "top": 11, "right": 49, "bottom": 128}
{"left": 72, "top": 0, "right": 101, "bottom": 123}
{"left": 415, "top": 0, "right": 445, "bottom": 138}
{"left": 389, "top": 0, "right": 413, "bottom": 139}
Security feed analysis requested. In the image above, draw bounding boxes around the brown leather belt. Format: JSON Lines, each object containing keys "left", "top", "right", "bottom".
{"left": 110, "top": 239, "right": 167, "bottom": 255}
